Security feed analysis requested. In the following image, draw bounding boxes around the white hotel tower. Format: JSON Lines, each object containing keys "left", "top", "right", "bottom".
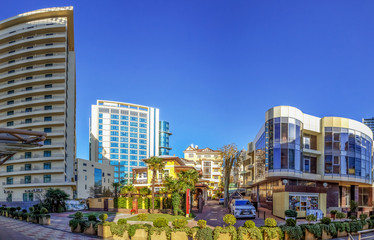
{"left": 0, "top": 7, "right": 76, "bottom": 204}
{"left": 90, "top": 100, "right": 160, "bottom": 184}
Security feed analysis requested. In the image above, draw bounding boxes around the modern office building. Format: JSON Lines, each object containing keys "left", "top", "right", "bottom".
{"left": 363, "top": 118, "right": 374, "bottom": 135}
{"left": 245, "top": 106, "right": 373, "bottom": 218}
{"left": 159, "top": 120, "right": 172, "bottom": 155}
{"left": 183, "top": 145, "right": 223, "bottom": 197}
{"left": 76, "top": 158, "right": 114, "bottom": 199}
{"left": 0, "top": 7, "right": 76, "bottom": 204}
{"left": 90, "top": 100, "right": 160, "bottom": 185}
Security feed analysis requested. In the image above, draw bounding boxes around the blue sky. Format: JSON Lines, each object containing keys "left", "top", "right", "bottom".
{"left": 2, "top": 1, "right": 374, "bottom": 158}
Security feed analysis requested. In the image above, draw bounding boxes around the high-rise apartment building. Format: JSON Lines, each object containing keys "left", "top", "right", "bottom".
{"left": 159, "top": 120, "right": 172, "bottom": 155}
{"left": 363, "top": 118, "right": 374, "bottom": 135}
{"left": 90, "top": 100, "right": 159, "bottom": 184}
{"left": 0, "top": 7, "right": 76, "bottom": 204}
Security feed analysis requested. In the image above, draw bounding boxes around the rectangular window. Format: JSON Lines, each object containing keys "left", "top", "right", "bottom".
{"left": 8, "top": 80, "right": 14, "bottom": 84}
{"left": 44, "top": 162, "right": 51, "bottom": 169}
{"left": 44, "top": 95, "right": 52, "bottom": 99}
{"left": 45, "top": 84, "right": 52, "bottom": 88}
{"left": 44, "top": 116, "right": 52, "bottom": 121}
{"left": 43, "top": 175, "right": 51, "bottom": 183}
{"left": 7, "top": 111, "right": 14, "bottom": 116}
{"left": 7, "top": 121, "right": 13, "bottom": 126}
{"left": 25, "top": 97, "right": 32, "bottom": 101}
{"left": 7, "top": 90, "right": 14, "bottom": 94}
{"left": 44, "top": 128, "right": 52, "bottom": 133}
{"left": 24, "top": 176, "right": 31, "bottom": 184}
{"left": 26, "top": 108, "right": 32, "bottom": 112}
{"left": 25, "top": 164, "right": 31, "bottom": 171}
{"left": 7, "top": 177, "right": 13, "bottom": 185}
{"left": 44, "top": 151, "right": 51, "bottom": 157}
{"left": 25, "top": 152, "right": 31, "bottom": 158}
{"left": 45, "top": 74, "right": 52, "bottom": 77}
{"left": 25, "top": 118, "right": 32, "bottom": 123}
{"left": 7, "top": 100, "right": 14, "bottom": 105}
{"left": 44, "top": 106, "right": 52, "bottom": 110}
{"left": 26, "top": 76, "right": 33, "bottom": 80}
{"left": 44, "top": 139, "right": 51, "bottom": 145}
{"left": 6, "top": 165, "right": 13, "bottom": 172}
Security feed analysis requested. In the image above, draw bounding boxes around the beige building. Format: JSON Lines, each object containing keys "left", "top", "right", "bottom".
{"left": 183, "top": 145, "right": 223, "bottom": 197}
{"left": 0, "top": 7, "right": 76, "bottom": 203}
{"left": 76, "top": 159, "right": 114, "bottom": 199}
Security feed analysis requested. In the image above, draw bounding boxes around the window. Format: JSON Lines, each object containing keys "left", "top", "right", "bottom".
{"left": 45, "top": 53, "right": 53, "bottom": 56}
{"left": 8, "top": 70, "right": 15, "bottom": 74}
{"left": 43, "top": 175, "right": 51, "bottom": 183}
{"left": 44, "top": 116, "right": 52, "bottom": 121}
{"left": 26, "top": 76, "right": 33, "bottom": 80}
{"left": 45, "top": 84, "right": 52, "bottom": 88}
{"left": 7, "top": 121, "right": 13, "bottom": 126}
{"left": 44, "top": 128, "right": 51, "bottom": 133}
{"left": 26, "top": 66, "right": 33, "bottom": 70}
{"left": 23, "top": 193, "right": 33, "bottom": 202}
{"left": 7, "top": 100, "right": 14, "bottom": 105}
{"left": 25, "top": 118, "right": 32, "bottom": 124}
{"left": 26, "top": 46, "right": 33, "bottom": 49}
{"left": 24, "top": 176, "right": 31, "bottom": 184}
{"left": 8, "top": 80, "right": 14, "bottom": 84}
{"left": 6, "top": 165, "right": 13, "bottom": 172}
{"left": 7, "top": 90, "right": 14, "bottom": 94}
{"left": 44, "top": 162, "right": 51, "bottom": 169}
{"left": 7, "top": 177, "right": 13, "bottom": 185}
{"left": 26, "top": 56, "right": 33, "bottom": 59}
{"left": 45, "top": 43, "right": 53, "bottom": 46}
{"left": 44, "top": 95, "right": 52, "bottom": 99}
{"left": 25, "top": 108, "right": 32, "bottom": 112}
{"left": 25, "top": 97, "right": 32, "bottom": 102}
{"left": 25, "top": 152, "right": 31, "bottom": 158}
{"left": 44, "top": 106, "right": 52, "bottom": 110}
{"left": 44, "top": 151, "right": 51, "bottom": 157}
{"left": 45, "top": 74, "right": 52, "bottom": 77}
{"left": 45, "top": 64, "right": 53, "bottom": 67}
{"left": 25, "top": 164, "right": 31, "bottom": 171}
{"left": 44, "top": 139, "right": 51, "bottom": 145}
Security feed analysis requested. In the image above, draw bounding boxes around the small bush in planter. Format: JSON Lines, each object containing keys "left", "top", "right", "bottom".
{"left": 360, "top": 214, "right": 368, "bottom": 221}
{"left": 153, "top": 217, "right": 168, "bottom": 228}
{"left": 196, "top": 227, "right": 213, "bottom": 240}
{"left": 264, "top": 218, "right": 277, "bottom": 227}
{"left": 87, "top": 214, "right": 97, "bottom": 222}
{"left": 99, "top": 213, "right": 108, "bottom": 222}
{"left": 197, "top": 219, "right": 207, "bottom": 228}
{"left": 117, "top": 218, "right": 128, "bottom": 225}
{"left": 172, "top": 219, "right": 188, "bottom": 228}
{"left": 261, "top": 218, "right": 283, "bottom": 240}
{"left": 306, "top": 214, "right": 316, "bottom": 224}
{"left": 336, "top": 212, "right": 346, "bottom": 221}
{"left": 244, "top": 220, "right": 255, "bottom": 228}
{"left": 349, "top": 215, "right": 357, "bottom": 221}
{"left": 285, "top": 209, "right": 297, "bottom": 218}
{"left": 137, "top": 213, "right": 148, "bottom": 221}
{"left": 286, "top": 219, "right": 296, "bottom": 227}
{"left": 223, "top": 214, "right": 236, "bottom": 226}
{"left": 74, "top": 211, "right": 83, "bottom": 219}
{"left": 320, "top": 217, "right": 331, "bottom": 225}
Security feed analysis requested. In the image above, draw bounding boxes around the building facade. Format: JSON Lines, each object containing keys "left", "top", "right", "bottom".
{"left": 90, "top": 100, "right": 160, "bottom": 185}
{"left": 159, "top": 120, "right": 172, "bottom": 155}
{"left": 246, "top": 106, "right": 373, "bottom": 218}
{"left": 76, "top": 158, "right": 114, "bottom": 199}
{"left": 183, "top": 145, "right": 223, "bottom": 197}
{"left": 363, "top": 118, "right": 374, "bottom": 135}
{"left": 0, "top": 7, "right": 76, "bottom": 203}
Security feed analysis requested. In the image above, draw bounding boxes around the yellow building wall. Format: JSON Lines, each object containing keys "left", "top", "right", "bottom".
{"left": 273, "top": 192, "right": 289, "bottom": 218}
{"left": 319, "top": 193, "right": 327, "bottom": 216}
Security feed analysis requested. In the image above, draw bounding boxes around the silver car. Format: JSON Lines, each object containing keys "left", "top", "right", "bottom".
{"left": 230, "top": 199, "right": 256, "bottom": 219}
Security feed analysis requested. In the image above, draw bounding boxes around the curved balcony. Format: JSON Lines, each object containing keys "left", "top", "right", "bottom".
{"left": 2, "top": 153, "right": 65, "bottom": 164}
{"left": 0, "top": 167, "right": 64, "bottom": 177}
{"left": 0, "top": 96, "right": 65, "bottom": 111}
{"left": 15, "top": 118, "right": 65, "bottom": 129}
{"left": 0, "top": 32, "right": 66, "bottom": 53}
{"left": 0, "top": 74, "right": 65, "bottom": 90}
{"left": 0, "top": 53, "right": 65, "bottom": 72}
{"left": 0, "top": 64, "right": 66, "bottom": 81}
{"left": 3, "top": 179, "right": 75, "bottom": 189}
{"left": 0, "top": 107, "right": 65, "bottom": 121}
{"left": 0, "top": 84, "right": 65, "bottom": 101}
{"left": 0, "top": 44, "right": 66, "bottom": 63}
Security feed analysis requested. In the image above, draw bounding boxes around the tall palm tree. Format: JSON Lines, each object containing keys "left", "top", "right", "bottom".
{"left": 112, "top": 182, "right": 122, "bottom": 198}
{"left": 144, "top": 156, "right": 165, "bottom": 213}
{"left": 120, "top": 184, "right": 135, "bottom": 197}
{"left": 178, "top": 169, "right": 200, "bottom": 214}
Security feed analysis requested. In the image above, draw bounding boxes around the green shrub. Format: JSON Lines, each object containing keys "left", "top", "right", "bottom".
{"left": 117, "top": 218, "right": 127, "bottom": 225}
{"left": 264, "top": 218, "right": 277, "bottom": 227}
{"left": 360, "top": 214, "right": 368, "bottom": 221}
{"left": 138, "top": 197, "right": 143, "bottom": 209}
{"left": 370, "top": 215, "right": 374, "bottom": 220}
{"left": 153, "top": 217, "right": 168, "bottom": 228}
{"left": 280, "top": 225, "right": 303, "bottom": 240}
{"left": 350, "top": 201, "right": 358, "bottom": 213}
{"left": 223, "top": 214, "right": 236, "bottom": 226}
{"left": 40, "top": 208, "right": 48, "bottom": 214}
{"left": 172, "top": 219, "right": 188, "bottom": 228}
{"left": 197, "top": 219, "right": 207, "bottom": 228}
{"left": 285, "top": 209, "right": 298, "bottom": 218}
{"left": 330, "top": 210, "right": 338, "bottom": 214}
{"left": 238, "top": 226, "right": 263, "bottom": 240}
{"left": 196, "top": 227, "right": 213, "bottom": 240}
{"left": 88, "top": 214, "right": 97, "bottom": 221}
{"left": 244, "top": 220, "right": 256, "bottom": 228}
{"left": 320, "top": 217, "right": 331, "bottom": 225}
{"left": 336, "top": 212, "right": 346, "bottom": 220}
{"left": 349, "top": 220, "right": 363, "bottom": 232}
{"left": 74, "top": 211, "right": 83, "bottom": 219}
{"left": 137, "top": 213, "right": 148, "bottom": 221}
{"left": 286, "top": 219, "right": 296, "bottom": 227}
{"left": 300, "top": 224, "right": 322, "bottom": 238}
{"left": 214, "top": 226, "right": 238, "bottom": 240}
{"left": 16, "top": 207, "right": 21, "bottom": 211}
{"left": 306, "top": 214, "right": 316, "bottom": 224}
{"left": 99, "top": 213, "right": 108, "bottom": 222}
{"left": 349, "top": 215, "right": 357, "bottom": 221}
{"left": 69, "top": 218, "right": 84, "bottom": 230}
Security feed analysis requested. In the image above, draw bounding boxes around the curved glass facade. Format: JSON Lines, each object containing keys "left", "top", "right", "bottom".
{"left": 266, "top": 117, "right": 302, "bottom": 172}
{"left": 159, "top": 121, "right": 172, "bottom": 155}
{"left": 324, "top": 127, "right": 372, "bottom": 181}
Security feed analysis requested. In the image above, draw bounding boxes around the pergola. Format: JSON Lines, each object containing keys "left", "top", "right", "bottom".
{"left": 0, "top": 128, "right": 46, "bottom": 166}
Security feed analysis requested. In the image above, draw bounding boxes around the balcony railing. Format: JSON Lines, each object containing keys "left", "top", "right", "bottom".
{"left": 3, "top": 179, "right": 72, "bottom": 186}
{"left": 0, "top": 167, "right": 64, "bottom": 174}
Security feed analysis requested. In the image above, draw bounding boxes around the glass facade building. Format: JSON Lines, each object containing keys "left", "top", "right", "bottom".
{"left": 363, "top": 118, "right": 374, "bottom": 136}
{"left": 159, "top": 121, "right": 172, "bottom": 155}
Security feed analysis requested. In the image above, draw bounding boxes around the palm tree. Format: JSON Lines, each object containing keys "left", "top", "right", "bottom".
{"left": 139, "top": 187, "right": 151, "bottom": 197}
{"left": 178, "top": 169, "right": 200, "bottom": 214}
{"left": 120, "top": 185, "right": 136, "bottom": 197}
{"left": 144, "top": 156, "right": 165, "bottom": 213}
{"left": 112, "top": 182, "right": 122, "bottom": 198}
{"left": 44, "top": 188, "right": 69, "bottom": 213}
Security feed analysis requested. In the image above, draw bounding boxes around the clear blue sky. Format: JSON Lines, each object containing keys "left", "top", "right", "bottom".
{"left": 2, "top": 1, "right": 374, "bottom": 158}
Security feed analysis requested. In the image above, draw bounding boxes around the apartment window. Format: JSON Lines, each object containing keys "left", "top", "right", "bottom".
{"left": 7, "top": 121, "right": 13, "bottom": 126}
{"left": 46, "top": 33, "right": 54, "bottom": 36}
{"left": 8, "top": 70, "right": 15, "bottom": 74}
{"left": 7, "top": 177, "right": 13, "bottom": 185}
{"left": 45, "top": 84, "right": 52, "bottom": 88}
{"left": 25, "top": 97, "right": 32, "bottom": 102}
{"left": 8, "top": 80, "right": 14, "bottom": 84}
{"left": 26, "top": 46, "right": 33, "bottom": 49}
{"left": 7, "top": 194, "right": 12, "bottom": 202}
{"left": 26, "top": 56, "right": 33, "bottom": 59}
{"left": 85, "top": 176, "right": 87, "bottom": 181}
{"left": 44, "top": 106, "right": 52, "bottom": 110}
{"left": 44, "top": 95, "right": 52, "bottom": 99}
{"left": 7, "top": 111, "right": 14, "bottom": 116}
{"left": 7, "top": 90, "right": 14, "bottom": 94}
{"left": 26, "top": 66, "right": 33, "bottom": 70}
{"left": 27, "top": 26, "right": 34, "bottom": 29}
{"left": 8, "top": 50, "right": 15, "bottom": 54}
{"left": 7, "top": 100, "right": 14, "bottom": 105}
{"left": 44, "top": 151, "right": 51, "bottom": 157}
{"left": 8, "top": 41, "right": 15, "bottom": 44}
{"left": 44, "top": 162, "right": 51, "bottom": 169}
{"left": 26, "top": 87, "right": 32, "bottom": 91}
{"left": 25, "top": 152, "right": 31, "bottom": 158}
{"left": 25, "top": 118, "right": 32, "bottom": 124}
{"left": 25, "top": 108, "right": 32, "bottom": 112}
{"left": 25, "top": 164, "right": 31, "bottom": 171}
{"left": 23, "top": 193, "right": 33, "bottom": 202}
{"left": 24, "top": 176, "right": 31, "bottom": 184}
{"left": 44, "top": 139, "right": 51, "bottom": 145}
{"left": 26, "top": 36, "right": 34, "bottom": 39}
{"left": 6, "top": 165, "right": 13, "bottom": 172}
{"left": 45, "top": 53, "right": 53, "bottom": 56}
{"left": 45, "top": 64, "right": 53, "bottom": 67}
{"left": 45, "top": 74, "right": 52, "bottom": 77}
{"left": 44, "top": 128, "right": 52, "bottom": 133}
{"left": 44, "top": 116, "right": 52, "bottom": 121}
{"left": 45, "top": 43, "right": 53, "bottom": 46}
{"left": 43, "top": 175, "right": 51, "bottom": 183}
{"left": 26, "top": 76, "right": 33, "bottom": 80}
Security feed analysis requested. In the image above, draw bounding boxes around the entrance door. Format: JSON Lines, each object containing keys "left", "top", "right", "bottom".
{"left": 104, "top": 199, "right": 109, "bottom": 211}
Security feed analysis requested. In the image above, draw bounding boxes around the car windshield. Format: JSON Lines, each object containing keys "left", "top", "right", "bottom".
{"left": 235, "top": 200, "right": 251, "bottom": 206}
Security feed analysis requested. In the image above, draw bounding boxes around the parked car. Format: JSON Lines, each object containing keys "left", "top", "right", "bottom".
{"left": 229, "top": 199, "right": 256, "bottom": 219}
{"left": 219, "top": 198, "right": 224, "bottom": 205}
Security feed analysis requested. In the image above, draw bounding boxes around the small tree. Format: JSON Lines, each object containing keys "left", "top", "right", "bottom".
{"left": 220, "top": 144, "right": 240, "bottom": 207}
{"left": 139, "top": 187, "right": 151, "bottom": 197}
{"left": 144, "top": 156, "right": 165, "bottom": 213}
{"left": 120, "top": 185, "right": 135, "bottom": 197}
{"left": 112, "top": 182, "right": 121, "bottom": 198}
{"left": 44, "top": 188, "right": 69, "bottom": 213}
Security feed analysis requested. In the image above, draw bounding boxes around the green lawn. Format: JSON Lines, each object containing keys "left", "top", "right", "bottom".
{"left": 68, "top": 211, "right": 116, "bottom": 218}
{"left": 126, "top": 213, "right": 192, "bottom": 222}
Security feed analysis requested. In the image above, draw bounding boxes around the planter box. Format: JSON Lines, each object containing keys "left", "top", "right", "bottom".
{"left": 132, "top": 229, "right": 148, "bottom": 240}
{"left": 71, "top": 223, "right": 82, "bottom": 233}
{"left": 113, "top": 232, "right": 130, "bottom": 240}
{"left": 322, "top": 230, "right": 332, "bottom": 240}
{"left": 217, "top": 233, "right": 232, "bottom": 240}
{"left": 337, "top": 231, "right": 347, "bottom": 237}
{"left": 304, "top": 229, "right": 317, "bottom": 240}
{"left": 240, "top": 233, "right": 257, "bottom": 240}
{"left": 285, "top": 216, "right": 296, "bottom": 220}
{"left": 98, "top": 224, "right": 112, "bottom": 238}
{"left": 171, "top": 231, "right": 188, "bottom": 240}
{"left": 150, "top": 231, "right": 167, "bottom": 240}
{"left": 83, "top": 224, "right": 97, "bottom": 235}
{"left": 40, "top": 216, "right": 50, "bottom": 225}
{"left": 264, "top": 232, "right": 279, "bottom": 240}
{"left": 26, "top": 217, "right": 31, "bottom": 222}
{"left": 363, "top": 224, "right": 369, "bottom": 230}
